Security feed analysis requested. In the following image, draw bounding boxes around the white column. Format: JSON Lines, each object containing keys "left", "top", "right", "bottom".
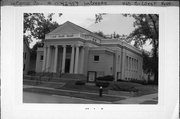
{"left": 42, "top": 46, "right": 47, "bottom": 72}
{"left": 46, "top": 46, "right": 50, "bottom": 72}
{"left": 70, "top": 45, "right": 75, "bottom": 73}
{"left": 61, "top": 45, "right": 66, "bottom": 73}
{"left": 80, "top": 46, "right": 85, "bottom": 74}
{"left": 53, "top": 45, "right": 58, "bottom": 73}
{"left": 74, "top": 45, "right": 79, "bottom": 74}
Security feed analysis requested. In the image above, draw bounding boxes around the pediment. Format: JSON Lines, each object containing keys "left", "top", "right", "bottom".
{"left": 47, "top": 21, "right": 88, "bottom": 35}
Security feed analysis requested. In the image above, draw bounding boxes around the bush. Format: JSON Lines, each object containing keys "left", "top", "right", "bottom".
{"left": 96, "top": 81, "right": 110, "bottom": 88}
{"left": 109, "top": 82, "right": 139, "bottom": 92}
{"left": 27, "top": 71, "right": 36, "bottom": 75}
{"left": 117, "top": 79, "right": 148, "bottom": 85}
{"left": 117, "top": 79, "right": 128, "bottom": 82}
{"left": 96, "top": 75, "right": 114, "bottom": 81}
{"left": 130, "top": 79, "right": 147, "bottom": 85}
{"left": 75, "top": 80, "right": 85, "bottom": 85}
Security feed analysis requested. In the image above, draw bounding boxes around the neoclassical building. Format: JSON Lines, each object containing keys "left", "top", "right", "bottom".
{"left": 35, "top": 21, "right": 143, "bottom": 82}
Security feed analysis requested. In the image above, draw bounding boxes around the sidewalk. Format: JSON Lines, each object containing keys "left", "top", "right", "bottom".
{"left": 114, "top": 93, "right": 158, "bottom": 104}
{"left": 23, "top": 85, "right": 129, "bottom": 98}
{"left": 23, "top": 85, "right": 158, "bottom": 104}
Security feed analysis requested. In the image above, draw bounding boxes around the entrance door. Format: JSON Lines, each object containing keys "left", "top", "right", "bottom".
{"left": 65, "top": 59, "right": 70, "bottom": 73}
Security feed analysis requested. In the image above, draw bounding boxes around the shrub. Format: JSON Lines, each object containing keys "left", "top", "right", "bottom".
{"left": 96, "top": 75, "right": 114, "bottom": 81}
{"left": 109, "top": 83, "right": 139, "bottom": 92}
{"left": 27, "top": 71, "right": 36, "bottom": 75}
{"left": 130, "top": 79, "right": 147, "bottom": 85}
{"left": 96, "top": 81, "right": 110, "bottom": 88}
{"left": 117, "top": 79, "right": 128, "bottom": 82}
{"left": 75, "top": 80, "right": 85, "bottom": 85}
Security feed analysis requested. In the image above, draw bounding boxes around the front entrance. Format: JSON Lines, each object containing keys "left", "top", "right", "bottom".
{"left": 65, "top": 59, "right": 70, "bottom": 73}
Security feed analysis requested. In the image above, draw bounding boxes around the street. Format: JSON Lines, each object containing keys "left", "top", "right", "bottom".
{"left": 23, "top": 92, "right": 111, "bottom": 104}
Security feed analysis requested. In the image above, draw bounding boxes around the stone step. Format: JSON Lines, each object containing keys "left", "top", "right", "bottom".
{"left": 61, "top": 73, "right": 87, "bottom": 80}
{"left": 24, "top": 73, "right": 87, "bottom": 80}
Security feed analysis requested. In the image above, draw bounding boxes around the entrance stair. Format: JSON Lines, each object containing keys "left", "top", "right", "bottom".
{"left": 61, "top": 73, "right": 87, "bottom": 80}
{"left": 26, "top": 72, "right": 87, "bottom": 81}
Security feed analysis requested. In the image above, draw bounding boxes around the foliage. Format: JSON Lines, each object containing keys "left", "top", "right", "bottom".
{"left": 30, "top": 42, "right": 44, "bottom": 60}
{"left": 95, "top": 14, "right": 159, "bottom": 84}
{"left": 96, "top": 81, "right": 110, "bottom": 88}
{"left": 126, "top": 14, "right": 159, "bottom": 84}
{"left": 96, "top": 75, "right": 114, "bottom": 81}
{"left": 109, "top": 82, "right": 139, "bottom": 92}
{"left": 27, "top": 71, "right": 36, "bottom": 75}
{"left": 24, "top": 13, "right": 60, "bottom": 44}
{"left": 75, "top": 80, "right": 86, "bottom": 85}
{"left": 93, "top": 31, "right": 106, "bottom": 38}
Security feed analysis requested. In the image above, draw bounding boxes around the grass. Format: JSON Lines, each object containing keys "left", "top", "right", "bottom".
{"left": 107, "top": 81, "right": 158, "bottom": 96}
{"left": 24, "top": 79, "right": 158, "bottom": 97}
{"left": 59, "top": 80, "right": 109, "bottom": 94}
{"left": 140, "top": 100, "right": 158, "bottom": 104}
{"left": 23, "top": 88, "right": 125, "bottom": 102}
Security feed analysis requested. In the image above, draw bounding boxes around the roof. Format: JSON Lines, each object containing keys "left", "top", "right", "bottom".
{"left": 46, "top": 21, "right": 104, "bottom": 40}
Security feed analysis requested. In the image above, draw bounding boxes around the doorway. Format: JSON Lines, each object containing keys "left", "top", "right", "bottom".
{"left": 65, "top": 59, "right": 70, "bottom": 73}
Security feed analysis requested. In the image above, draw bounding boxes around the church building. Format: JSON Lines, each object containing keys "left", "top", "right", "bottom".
{"left": 35, "top": 21, "right": 143, "bottom": 82}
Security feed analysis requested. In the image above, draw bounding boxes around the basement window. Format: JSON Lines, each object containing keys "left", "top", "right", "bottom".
{"left": 94, "top": 55, "right": 99, "bottom": 62}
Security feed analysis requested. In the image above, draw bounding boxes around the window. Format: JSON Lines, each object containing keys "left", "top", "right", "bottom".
{"left": 40, "top": 55, "right": 43, "bottom": 61}
{"left": 126, "top": 56, "right": 128, "bottom": 70}
{"left": 94, "top": 55, "right": 99, "bottom": 61}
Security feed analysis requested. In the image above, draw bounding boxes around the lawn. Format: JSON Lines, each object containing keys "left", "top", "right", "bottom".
{"left": 23, "top": 88, "right": 125, "bottom": 102}
{"left": 24, "top": 79, "right": 158, "bottom": 97}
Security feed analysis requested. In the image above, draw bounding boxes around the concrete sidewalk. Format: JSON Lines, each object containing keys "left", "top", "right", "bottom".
{"left": 23, "top": 85, "right": 129, "bottom": 98}
{"left": 23, "top": 85, "right": 158, "bottom": 104}
{"left": 114, "top": 93, "right": 158, "bottom": 104}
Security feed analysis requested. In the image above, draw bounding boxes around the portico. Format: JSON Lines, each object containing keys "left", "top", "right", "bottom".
{"left": 42, "top": 43, "right": 84, "bottom": 74}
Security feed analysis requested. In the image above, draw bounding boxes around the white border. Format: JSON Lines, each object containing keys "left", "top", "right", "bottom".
{"left": 1, "top": 6, "right": 179, "bottom": 119}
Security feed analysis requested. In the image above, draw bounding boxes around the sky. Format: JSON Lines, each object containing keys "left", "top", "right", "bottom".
{"left": 30, "top": 13, "right": 152, "bottom": 51}
{"left": 51, "top": 13, "right": 135, "bottom": 35}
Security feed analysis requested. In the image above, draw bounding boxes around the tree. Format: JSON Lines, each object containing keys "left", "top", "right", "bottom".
{"left": 24, "top": 13, "right": 60, "bottom": 45}
{"left": 95, "top": 14, "right": 159, "bottom": 84}
{"left": 93, "top": 31, "right": 106, "bottom": 38}
{"left": 127, "top": 14, "right": 159, "bottom": 84}
{"left": 24, "top": 13, "right": 61, "bottom": 65}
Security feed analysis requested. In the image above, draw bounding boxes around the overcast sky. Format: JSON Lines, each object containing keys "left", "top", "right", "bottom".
{"left": 31, "top": 13, "right": 152, "bottom": 51}
{"left": 51, "top": 13, "right": 135, "bottom": 36}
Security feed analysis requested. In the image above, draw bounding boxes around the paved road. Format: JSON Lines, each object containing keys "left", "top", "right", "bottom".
{"left": 23, "top": 92, "right": 111, "bottom": 104}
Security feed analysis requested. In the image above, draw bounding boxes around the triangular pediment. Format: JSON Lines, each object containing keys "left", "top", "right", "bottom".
{"left": 47, "top": 21, "right": 90, "bottom": 35}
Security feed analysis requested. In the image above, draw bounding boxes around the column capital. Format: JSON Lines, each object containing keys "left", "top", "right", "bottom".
{"left": 62, "top": 45, "right": 67, "bottom": 48}
{"left": 75, "top": 44, "right": 81, "bottom": 47}
{"left": 54, "top": 45, "right": 58, "bottom": 48}
{"left": 46, "top": 45, "right": 50, "bottom": 48}
{"left": 71, "top": 44, "right": 75, "bottom": 47}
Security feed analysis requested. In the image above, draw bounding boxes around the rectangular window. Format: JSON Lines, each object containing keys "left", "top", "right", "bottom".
{"left": 94, "top": 55, "right": 99, "bottom": 61}
{"left": 129, "top": 57, "right": 131, "bottom": 71}
{"left": 126, "top": 56, "right": 128, "bottom": 70}
{"left": 40, "top": 55, "right": 43, "bottom": 61}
